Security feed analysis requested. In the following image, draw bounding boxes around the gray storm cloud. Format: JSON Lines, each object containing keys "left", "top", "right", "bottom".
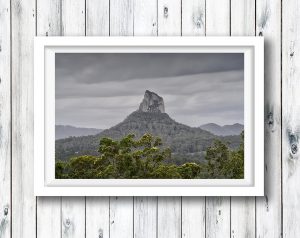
{"left": 56, "top": 53, "right": 244, "bottom": 129}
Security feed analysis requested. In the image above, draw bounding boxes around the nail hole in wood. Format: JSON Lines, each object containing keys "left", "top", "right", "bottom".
{"left": 65, "top": 218, "right": 71, "bottom": 227}
{"left": 3, "top": 206, "right": 8, "bottom": 216}
{"left": 288, "top": 131, "right": 298, "bottom": 158}
{"left": 258, "top": 5, "right": 270, "bottom": 32}
{"left": 267, "top": 112, "right": 274, "bottom": 130}
{"left": 265, "top": 195, "right": 269, "bottom": 212}
{"left": 98, "top": 228, "right": 103, "bottom": 238}
{"left": 291, "top": 143, "right": 298, "bottom": 155}
{"left": 164, "top": 6, "right": 168, "bottom": 18}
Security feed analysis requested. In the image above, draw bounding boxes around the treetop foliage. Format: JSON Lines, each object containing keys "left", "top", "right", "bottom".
{"left": 56, "top": 132, "right": 244, "bottom": 179}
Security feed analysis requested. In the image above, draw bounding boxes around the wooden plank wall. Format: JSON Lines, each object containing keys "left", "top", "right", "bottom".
{"left": 0, "top": 0, "right": 294, "bottom": 237}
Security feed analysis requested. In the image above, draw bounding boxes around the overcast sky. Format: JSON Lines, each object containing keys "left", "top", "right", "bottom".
{"left": 55, "top": 53, "right": 244, "bottom": 129}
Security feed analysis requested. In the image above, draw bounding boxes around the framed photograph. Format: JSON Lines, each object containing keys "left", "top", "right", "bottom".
{"left": 34, "top": 37, "right": 264, "bottom": 196}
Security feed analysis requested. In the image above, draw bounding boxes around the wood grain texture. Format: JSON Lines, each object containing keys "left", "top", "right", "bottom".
{"left": 86, "top": 0, "right": 109, "bottom": 36}
{"left": 206, "top": 198, "right": 230, "bottom": 238}
{"left": 84, "top": 2, "right": 110, "bottom": 238}
{"left": 231, "top": 0, "right": 255, "bottom": 36}
{"left": 62, "top": 197, "right": 85, "bottom": 238}
{"left": 256, "top": 0, "right": 282, "bottom": 237}
{"left": 37, "top": 197, "right": 61, "bottom": 238}
{"left": 230, "top": 197, "right": 255, "bottom": 238}
{"left": 36, "top": 0, "right": 61, "bottom": 36}
{"left": 157, "top": 197, "right": 181, "bottom": 238}
{"left": 0, "top": 0, "right": 10, "bottom": 237}
{"left": 205, "top": 1, "right": 231, "bottom": 237}
{"left": 182, "top": 0, "right": 205, "bottom": 35}
{"left": 157, "top": 2, "right": 182, "bottom": 237}
{"left": 110, "top": 197, "right": 133, "bottom": 238}
{"left": 134, "top": 0, "right": 157, "bottom": 36}
{"left": 36, "top": 1, "right": 62, "bottom": 237}
{"left": 61, "top": 0, "right": 85, "bottom": 36}
{"left": 60, "top": 1, "right": 86, "bottom": 237}
{"left": 182, "top": 197, "right": 205, "bottom": 238}
{"left": 86, "top": 197, "right": 109, "bottom": 238}
{"left": 134, "top": 197, "right": 157, "bottom": 238}
{"left": 282, "top": 0, "right": 300, "bottom": 237}
{"left": 11, "top": 0, "right": 36, "bottom": 237}
{"left": 133, "top": 2, "right": 158, "bottom": 237}
{"left": 157, "top": 0, "right": 181, "bottom": 35}
{"left": 110, "top": 0, "right": 133, "bottom": 36}
{"left": 109, "top": 2, "right": 134, "bottom": 237}
{"left": 181, "top": 1, "right": 206, "bottom": 237}
{"left": 206, "top": 0, "right": 230, "bottom": 36}
{"left": 230, "top": 1, "right": 256, "bottom": 237}
{"left": 1, "top": 0, "right": 289, "bottom": 237}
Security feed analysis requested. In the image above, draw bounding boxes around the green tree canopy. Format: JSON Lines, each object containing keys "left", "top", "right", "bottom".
{"left": 56, "top": 132, "right": 244, "bottom": 179}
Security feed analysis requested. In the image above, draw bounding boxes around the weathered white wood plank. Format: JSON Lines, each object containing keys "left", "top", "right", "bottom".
{"left": 36, "top": 0, "right": 61, "bottom": 36}
{"left": 157, "top": 197, "right": 181, "bottom": 238}
{"left": 182, "top": 197, "right": 205, "bottom": 238}
{"left": 61, "top": 0, "right": 85, "bottom": 36}
{"left": 205, "top": 1, "right": 231, "bottom": 237}
{"left": 182, "top": 0, "right": 205, "bottom": 35}
{"left": 0, "top": 0, "right": 11, "bottom": 237}
{"left": 231, "top": 0, "right": 255, "bottom": 36}
{"left": 110, "top": 0, "right": 133, "bottom": 36}
{"left": 62, "top": 197, "right": 85, "bottom": 238}
{"left": 86, "top": 197, "right": 109, "bottom": 238}
{"left": 206, "top": 198, "right": 230, "bottom": 238}
{"left": 181, "top": 1, "right": 206, "bottom": 237}
{"left": 256, "top": 0, "right": 282, "bottom": 237}
{"left": 206, "top": 0, "right": 230, "bottom": 36}
{"left": 110, "top": 197, "right": 133, "bottom": 238}
{"left": 37, "top": 197, "right": 61, "bottom": 238}
{"left": 85, "top": 1, "right": 110, "bottom": 238}
{"left": 134, "top": 0, "right": 157, "bottom": 36}
{"left": 133, "top": 1, "right": 158, "bottom": 237}
{"left": 230, "top": 1, "right": 256, "bottom": 237}
{"left": 86, "top": 0, "right": 109, "bottom": 36}
{"left": 109, "top": 3, "right": 134, "bottom": 237}
{"left": 134, "top": 197, "right": 157, "bottom": 238}
{"left": 157, "top": 0, "right": 181, "bottom": 35}
{"left": 36, "top": 1, "right": 62, "bottom": 237}
{"left": 157, "top": 1, "right": 181, "bottom": 237}
{"left": 11, "top": 0, "right": 36, "bottom": 237}
{"left": 282, "top": 0, "right": 300, "bottom": 237}
{"left": 60, "top": 1, "right": 86, "bottom": 238}
{"left": 230, "top": 197, "right": 255, "bottom": 238}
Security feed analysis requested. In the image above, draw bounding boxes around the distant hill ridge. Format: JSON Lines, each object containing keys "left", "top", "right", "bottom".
{"left": 200, "top": 123, "right": 244, "bottom": 136}
{"left": 55, "top": 125, "right": 102, "bottom": 140}
{"left": 55, "top": 90, "right": 241, "bottom": 163}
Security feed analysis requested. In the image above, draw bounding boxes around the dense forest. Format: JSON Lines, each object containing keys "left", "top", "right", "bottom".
{"left": 55, "top": 132, "right": 244, "bottom": 179}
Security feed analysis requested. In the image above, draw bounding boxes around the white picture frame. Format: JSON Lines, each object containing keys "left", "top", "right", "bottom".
{"left": 34, "top": 36, "right": 264, "bottom": 196}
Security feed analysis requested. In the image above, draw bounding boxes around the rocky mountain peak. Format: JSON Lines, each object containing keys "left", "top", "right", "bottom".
{"left": 138, "top": 90, "right": 165, "bottom": 113}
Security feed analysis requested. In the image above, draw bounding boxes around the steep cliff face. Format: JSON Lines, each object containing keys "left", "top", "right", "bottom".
{"left": 138, "top": 90, "right": 165, "bottom": 113}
